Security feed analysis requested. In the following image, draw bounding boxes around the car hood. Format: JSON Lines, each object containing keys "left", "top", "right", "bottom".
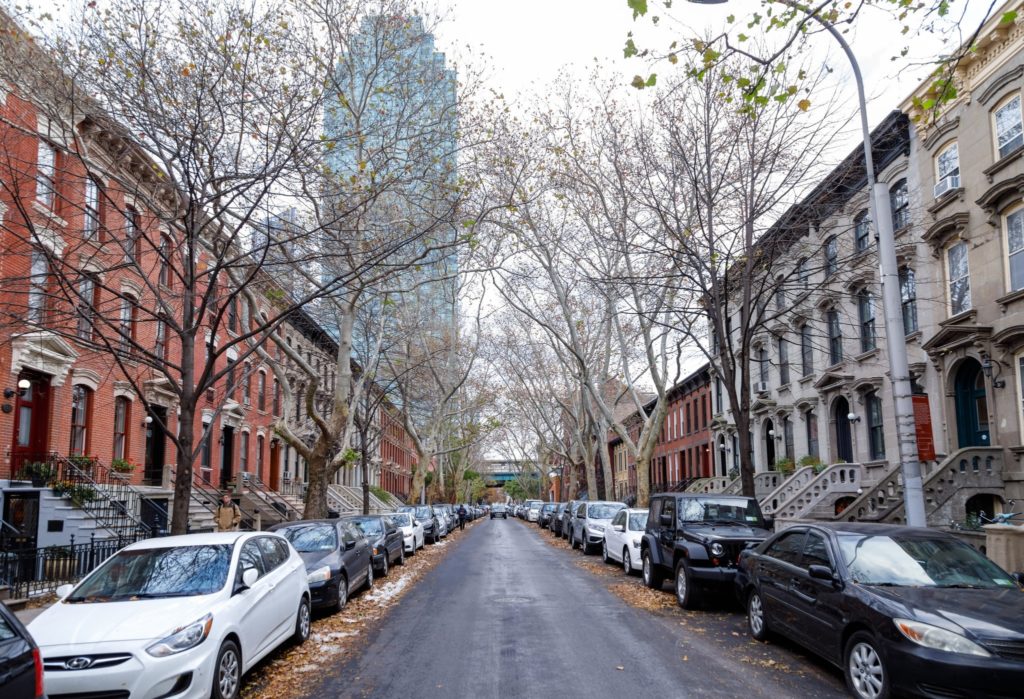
{"left": 864, "top": 584, "right": 1024, "bottom": 640}
{"left": 29, "top": 596, "right": 220, "bottom": 646}
{"left": 683, "top": 523, "right": 770, "bottom": 541}
{"left": 298, "top": 550, "right": 336, "bottom": 569}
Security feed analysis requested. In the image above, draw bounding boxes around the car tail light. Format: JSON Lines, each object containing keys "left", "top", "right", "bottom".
{"left": 33, "top": 647, "right": 44, "bottom": 698}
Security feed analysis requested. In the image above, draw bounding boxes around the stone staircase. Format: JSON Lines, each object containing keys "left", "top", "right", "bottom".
{"left": 327, "top": 484, "right": 394, "bottom": 515}
{"left": 685, "top": 477, "right": 731, "bottom": 494}
{"left": 767, "top": 464, "right": 864, "bottom": 520}
{"left": 759, "top": 466, "right": 818, "bottom": 515}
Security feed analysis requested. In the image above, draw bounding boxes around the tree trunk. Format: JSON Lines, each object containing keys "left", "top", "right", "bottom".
{"left": 597, "top": 438, "right": 614, "bottom": 501}
{"left": 170, "top": 333, "right": 197, "bottom": 535}
{"left": 302, "top": 439, "right": 332, "bottom": 520}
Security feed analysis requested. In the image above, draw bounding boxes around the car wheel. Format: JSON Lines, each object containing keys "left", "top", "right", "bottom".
{"left": 601, "top": 540, "right": 610, "bottom": 563}
{"left": 642, "top": 551, "right": 664, "bottom": 589}
{"left": 623, "top": 548, "right": 632, "bottom": 575}
{"left": 364, "top": 564, "right": 374, "bottom": 590}
{"left": 211, "top": 639, "right": 241, "bottom": 699}
{"left": 398, "top": 546, "right": 406, "bottom": 566}
{"left": 334, "top": 574, "right": 349, "bottom": 613}
{"left": 747, "top": 590, "right": 769, "bottom": 641}
{"left": 674, "top": 559, "right": 697, "bottom": 609}
{"left": 845, "top": 632, "right": 890, "bottom": 699}
{"left": 571, "top": 531, "right": 580, "bottom": 550}
{"left": 293, "top": 597, "right": 311, "bottom": 644}
{"left": 380, "top": 554, "right": 389, "bottom": 578}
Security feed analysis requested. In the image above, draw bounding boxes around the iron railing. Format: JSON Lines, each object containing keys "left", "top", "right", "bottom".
{"left": 243, "top": 472, "right": 302, "bottom": 521}
{"left": 0, "top": 532, "right": 138, "bottom": 598}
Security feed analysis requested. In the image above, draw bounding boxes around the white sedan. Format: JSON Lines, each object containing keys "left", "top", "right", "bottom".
{"left": 602, "top": 508, "right": 649, "bottom": 574}
{"left": 391, "top": 512, "right": 425, "bottom": 553}
{"left": 29, "top": 532, "right": 310, "bottom": 699}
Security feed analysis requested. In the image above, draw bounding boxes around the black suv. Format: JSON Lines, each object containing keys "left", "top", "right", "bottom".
{"left": 640, "top": 493, "right": 771, "bottom": 609}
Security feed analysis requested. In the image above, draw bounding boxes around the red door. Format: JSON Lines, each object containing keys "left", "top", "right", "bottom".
{"left": 269, "top": 440, "right": 281, "bottom": 491}
{"left": 11, "top": 371, "right": 52, "bottom": 477}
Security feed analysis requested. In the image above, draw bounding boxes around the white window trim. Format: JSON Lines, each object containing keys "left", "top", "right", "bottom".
{"left": 934, "top": 140, "right": 960, "bottom": 181}
{"left": 1015, "top": 350, "right": 1024, "bottom": 442}
{"left": 946, "top": 240, "right": 972, "bottom": 316}
{"left": 1003, "top": 203, "right": 1024, "bottom": 294}
{"left": 992, "top": 92, "right": 1023, "bottom": 161}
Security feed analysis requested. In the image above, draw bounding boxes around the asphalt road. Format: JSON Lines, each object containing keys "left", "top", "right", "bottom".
{"left": 315, "top": 517, "right": 849, "bottom": 698}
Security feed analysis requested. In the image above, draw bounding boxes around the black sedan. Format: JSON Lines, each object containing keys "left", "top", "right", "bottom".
{"left": 346, "top": 515, "right": 405, "bottom": 577}
{"left": 0, "top": 599, "right": 42, "bottom": 699}
{"left": 490, "top": 504, "right": 508, "bottom": 519}
{"left": 270, "top": 519, "right": 374, "bottom": 612}
{"left": 735, "top": 522, "right": 1024, "bottom": 699}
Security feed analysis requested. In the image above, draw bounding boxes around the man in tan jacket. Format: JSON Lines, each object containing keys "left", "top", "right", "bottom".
{"left": 216, "top": 493, "right": 242, "bottom": 532}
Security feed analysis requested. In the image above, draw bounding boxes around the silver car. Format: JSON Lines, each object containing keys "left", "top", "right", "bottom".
{"left": 571, "top": 501, "right": 627, "bottom": 554}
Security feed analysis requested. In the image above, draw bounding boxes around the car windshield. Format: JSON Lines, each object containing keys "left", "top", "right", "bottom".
{"left": 352, "top": 519, "right": 383, "bottom": 536}
{"left": 68, "top": 545, "right": 232, "bottom": 602}
{"left": 838, "top": 534, "right": 1017, "bottom": 589}
{"left": 588, "top": 504, "right": 624, "bottom": 519}
{"left": 542, "top": 504, "right": 554, "bottom": 512}
{"left": 415, "top": 506, "right": 432, "bottom": 518}
{"left": 628, "top": 513, "right": 648, "bottom": 530}
{"left": 277, "top": 524, "right": 337, "bottom": 553}
{"left": 393, "top": 513, "right": 413, "bottom": 527}
{"left": 678, "top": 497, "right": 765, "bottom": 527}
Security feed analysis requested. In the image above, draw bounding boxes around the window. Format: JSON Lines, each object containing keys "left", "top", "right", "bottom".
{"left": 201, "top": 423, "right": 212, "bottom": 470}
{"left": 854, "top": 210, "right": 870, "bottom": 252}
{"left": 936, "top": 142, "right": 959, "bottom": 182}
{"left": 889, "top": 179, "right": 909, "bottom": 231}
{"left": 273, "top": 378, "right": 280, "bottom": 416}
{"left": 947, "top": 241, "right": 971, "bottom": 315}
{"left": 119, "top": 295, "right": 137, "bottom": 353}
{"left": 827, "top": 310, "right": 843, "bottom": 365}
{"left": 857, "top": 289, "right": 876, "bottom": 353}
{"left": 783, "top": 415, "right": 794, "bottom": 459}
{"left": 158, "top": 234, "right": 171, "bottom": 288}
{"left": 777, "top": 336, "right": 789, "bottom": 385}
{"left": 995, "top": 94, "right": 1023, "bottom": 159}
{"left": 803, "top": 532, "right": 833, "bottom": 569}
{"left": 900, "top": 267, "right": 918, "bottom": 334}
{"left": 242, "top": 363, "right": 252, "bottom": 405}
{"left": 775, "top": 282, "right": 785, "bottom": 312}
{"left": 240, "top": 431, "right": 249, "bottom": 473}
{"left": 1006, "top": 208, "right": 1024, "bottom": 293}
{"left": 764, "top": 530, "right": 806, "bottom": 566}
{"left": 294, "top": 384, "right": 302, "bottom": 421}
{"left": 124, "top": 207, "right": 141, "bottom": 263}
{"left": 76, "top": 274, "right": 97, "bottom": 340}
{"left": 226, "top": 359, "right": 236, "bottom": 401}
{"left": 113, "top": 396, "right": 129, "bottom": 461}
{"left": 714, "top": 376, "right": 723, "bottom": 413}
{"left": 84, "top": 177, "right": 100, "bottom": 240}
{"left": 805, "top": 409, "right": 819, "bottom": 459}
{"left": 800, "top": 323, "right": 813, "bottom": 377}
{"left": 256, "top": 435, "right": 265, "bottom": 479}
{"left": 27, "top": 249, "right": 48, "bottom": 325}
{"left": 69, "top": 385, "right": 91, "bottom": 455}
{"left": 228, "top": 299, "right": 237, "bottom": 333}
{"left": 866, "top": 391, "right": 885, "bottom": 460}
{"left": 155, "top": 315, "right": 167, "bottom": 360}
{"left": 758, "top": 346, "right": 768, "bottom": 385}
{"left": 798, "top": 258, "right": 809, "bottom": 287}
{"left": 824, "top": 236, "right": 838, "bottom": 277}
{"left": 257, "top": 371, "right": 266, "bottom": 411}
{"left": 36, "top": 141, "right": 55, "bottom": 207}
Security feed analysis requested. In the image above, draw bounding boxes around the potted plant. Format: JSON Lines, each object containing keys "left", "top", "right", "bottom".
{"left": 68, "top": 454, "right": 95, "bottom": 471}
{"left": 110, "top": 458, "right": 135, "bottom": 475}
{"left": 799, "top": 455, "right": 826, "bottom": 474}
{"left": 25, "top": 461, "right": 54, "bottom": 487}
{"left": 52, "top": 481, "right": 98, "bottom": 505}
{"left": 773, "top": 457, "right": 795, "bottom": 476}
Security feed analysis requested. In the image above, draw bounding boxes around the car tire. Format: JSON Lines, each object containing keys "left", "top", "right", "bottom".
{"left": 623, "top": 548, "right": 633, "bottom": 575}
{"left": 293, "top": 597, "right": 311, "bottom": 644}
{"left": 675, "top": 559, "right": 696, "bottom": 609}
{"left": 844, "top": 631, "right": 890, "bottom": 699}
{"left": 747, "top": 590, "right": 769, "bottom": 641}
{"left": 212, "top": 639, "right": 242, "bottom": 699}
{"left": 380, "top": 554, "right": 389, "bottom": 578}
{"left": 571, "top": 531, "right": 580, "bottom": 550}
{"left": 601, "top": 540, "right": 610, "bottom": 563}
{"left": 398, "top": 546, "right": 406, "bottom": 566}
{"left": 364, "top": 564, "right": 374, "bottom": 590}
{"left": 642, "top": 550, "right": 664, "bottom": 589}
{"left": 334, "top": 574, "right": 349, "bottom": 613}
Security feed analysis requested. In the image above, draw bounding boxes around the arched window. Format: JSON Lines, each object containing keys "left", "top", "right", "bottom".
{"left": 994, "top": 93, "right": 1023, "bottom": 159}
{"left": 889, "top": 179, "right": 909, "bottom": 230}
{"left": 69, "top": 385, "right": 92, "bottom": 455}
{"left": 112, "top": 396, "right": 130, "bottom": 461}
{"left": 854, "top": 210, "right": 870, "bottom": 252}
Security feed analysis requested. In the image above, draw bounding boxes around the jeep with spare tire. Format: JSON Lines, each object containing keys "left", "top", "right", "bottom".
{"left": 640, "top": 493, "right": 772, "bottom": 609}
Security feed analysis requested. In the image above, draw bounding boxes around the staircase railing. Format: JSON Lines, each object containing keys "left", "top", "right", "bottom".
{"left": 722, "top": 471, "right": 787, "bottom": 499}
{"left": 167, "top": 464, "right": 221, "bottom": 531}
{"left": 685, "top": 477, "right": 731, "bottom": 494}
{"left": 768, "top": 464, "right": 863, "bottom": 520}
{"left": 242, "top": 472, "right": 303, "bottom": 521}
{"left": 760, "top": 467, "right": 818, "bottom": 515}
{"left": 51, "top": 455, "right": 166, "bottom": 542}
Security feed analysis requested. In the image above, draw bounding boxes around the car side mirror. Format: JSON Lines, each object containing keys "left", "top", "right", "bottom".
{"left": 1012, "top": 572, "right": 1024, "bottom": 588}
{"left": 345, "top": 539, "right": 356, "bottom": 551}
{"left": 808, "top": 564, "right": 836, "bottom": 584}
{"left": 241, "top": 567, "right": 259, "bottom": 588}
{"left": 763, "top": 516, "right": 775, "bottom": 532}
{"left": 659, "top": 513, "right": 672, "bottom": 526}
{"left": 55, "top": 583, "right": 74, "bottom": 600}
{"left": 613, "top": 524, "right": 625, "bottom": 532}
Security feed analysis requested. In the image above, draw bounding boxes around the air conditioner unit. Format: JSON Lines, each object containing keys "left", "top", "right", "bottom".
{"left": 754, "top": 381, "right": 769, "bottom": 394}
{"left": 933, "top": 174, "right": 960, "bottom": 199}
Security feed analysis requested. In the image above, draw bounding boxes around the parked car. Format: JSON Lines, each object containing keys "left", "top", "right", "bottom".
{"left": 431, "top": 506, "right": 450, "bottom": 538}
{"left": 29, "top": 532, "right": 310, "bottom": 699}
{"left": 602, "top": 508, "right": 648, "bottom": 574}
{"left": 559, "top": 500, "right": 581, "bottom": 539}
{"left": 403, "top": 505, "right": 441, "bottom": 544}
{"left": 549, "top": 503, "right": 568, "bottom": 536}
{"left": 538, "top": 503, "right": 558, "bottom": 528}
{"left": 270, "top": 519, "right": 374, "bottom": 612}
{"left": 391, "top": 511, "right": 425, "bottom": 553}
{"left": 570, "top": 501, "right": 627, "bottom": 554}
{"left": 0, "top": 598, "right": 43, "bottom": 699}
{"left": 491, "top": 504, "right": 508, "bottom": 519}
{"left": 346, "top": 515, "right": 405, "bottom": 577}
{"left": 640, "top": 493, "right": 771, "bottom": 609}
{"left": 737, "top": 522, "right": 1024, "bottom": 699}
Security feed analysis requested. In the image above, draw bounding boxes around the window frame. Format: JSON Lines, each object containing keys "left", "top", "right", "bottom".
{"left": 889, "top": 179, "right": 909, "bottom": 231}
{"left": 84, "top": 176, "right": 101, "bottom": 241}
{"left": 113, "top": 396, "right": 130, "bottom": 461}
{"left": 124, "top": 206, "right": 142, "bottom": 264}
{"left": 857, "top": 289, "right": 876, "bottom": 353}
{"left": 777, "top": 335, "right": 789, "bottom": 385}
{"left": 69, "top": 384, "right": 91, "bottom": 456}
{"left": 36, "top": 141, "right": 56, "bottom": 207}
{"left": 824, "top": 236, "right": 838, "bottom": 277}
{"left": 899, "top": 267, "right": 918, "bottom": 335}
{"left": 76, "top": 273, "right": 98, "bottom": 340}
{"left": 993, "top": 92, "right": 1024, "bottom": 160}
{"left": 827, "top": 309, "right": 843, "bottom": 365}
{"left": 935, "top": 141, "right": 960, "bottom": 183}
{"left": 947, "top": 241, "right": 972, "bottom": 316}
{"left": 866, "top": 391, "right": 885, "bottom": 460}
{"left": 1005, "top": 205, "right": 1024, "bottom": 294}
{"left": 119, "top": 294, "right": 137, "bottom": 354}
{"left": 854, "top": 210, "right": 870, "bottom": 252}
{"left": 800, "top": 323, "right": 813, "bottom": 377}
{"left": 27, "top": 249, "right": 48, "bottom": 325}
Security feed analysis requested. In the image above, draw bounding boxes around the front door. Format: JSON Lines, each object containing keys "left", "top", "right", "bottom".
{"left": 955, "top": 358, "right": 990, "bottom": 447}
{"left": 764, "top": 419, "right": 776, "bottom": 468}
{"left": 143, "top": 406, "right": 168, "bottom": 486}
{"left": 220, "top": 426, "right": 235, "bottom": 489}
{"left": 269, "top": 441, "right": 281, "bottom": 491}
{"left": 833, "top": 397, "right": 853, "bottom": 463}
{"left": 10, "top": 371, "right": 51, "bottom": 477}
{"left": 1, "top": 491, "right": 39, "bottom": 550}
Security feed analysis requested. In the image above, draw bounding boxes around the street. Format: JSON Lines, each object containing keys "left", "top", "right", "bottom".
{"left": 314, "top": 517, "right": 848, "bottom": 698}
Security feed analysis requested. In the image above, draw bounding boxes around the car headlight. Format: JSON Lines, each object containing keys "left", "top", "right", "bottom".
{"left": 710, "top": 542, "right": 725, "bottom": 557}
{"left": 590, "top": 524, "right": 604, "bottom": 533}
{"left": 632, "top": 539, "right": 641, "bottom": 548}
{"left": 894, "top": 619, "right": 991, "bottom": 657}
{"left": 307, "top": 566, "right": 332, "bottom": 584}
{"left": 146, "top": 614, "right": 213, "bottom": 657}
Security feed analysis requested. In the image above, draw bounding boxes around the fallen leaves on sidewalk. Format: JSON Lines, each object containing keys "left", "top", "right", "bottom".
{"left": 241, "top": 519, "right": 481, "bottom": 699}
{"left": 608, "top": 581, "right": 677, "bottom": 611}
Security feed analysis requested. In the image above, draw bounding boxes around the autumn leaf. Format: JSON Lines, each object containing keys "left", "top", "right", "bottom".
{"left": 797, "top": 99, "right": 811, "bottom": 112}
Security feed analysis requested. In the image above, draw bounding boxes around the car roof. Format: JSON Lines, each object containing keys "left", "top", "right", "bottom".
{"left": 587, "top": 501, "right": 627, "bottom": 506}
{"left": 268, "top": 519, "right": 341, "bottom": 530}
{"left": 626, "top": 508, "right": 648, "bottom": 514}
{"left": 654, "top": 493, "right": 753, "bottom": 501}
{"left": 122, "top": 531, "right": 262, "bottom": 550}
{"left": 788, "top": 521, "right": 955, "bottom": 538}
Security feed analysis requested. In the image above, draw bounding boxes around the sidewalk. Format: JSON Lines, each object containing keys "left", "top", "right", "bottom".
{"left": 13, "top": 604, "right": 47, "bottom": 624}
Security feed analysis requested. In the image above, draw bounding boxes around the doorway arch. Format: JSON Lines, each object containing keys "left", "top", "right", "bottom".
{"left": 833, "top": 396, "right": 853, "bottom": 463}
{"left": 955, "top": 359, "right": 990, "bottom": 447}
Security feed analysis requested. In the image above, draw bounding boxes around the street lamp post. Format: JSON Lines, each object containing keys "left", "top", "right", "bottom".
{"left": 686, "top": 0, "right": 927, "bottom": 526}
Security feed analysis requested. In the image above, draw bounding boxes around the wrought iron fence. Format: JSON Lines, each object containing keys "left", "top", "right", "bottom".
{"left": 0, "top": 532, "right": 139, "bottom": 598}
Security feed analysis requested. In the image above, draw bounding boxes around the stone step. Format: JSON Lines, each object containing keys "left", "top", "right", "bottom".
{"left": 2, "top": 597, "right": 29, "bottom": 612}
{"left": 0, "top": 585, "right": 11, "bottom": 601}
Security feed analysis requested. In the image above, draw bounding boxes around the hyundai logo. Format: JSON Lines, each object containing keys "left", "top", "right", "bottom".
{"left": 65, "top": 656, "right": 93, "bottom": 670}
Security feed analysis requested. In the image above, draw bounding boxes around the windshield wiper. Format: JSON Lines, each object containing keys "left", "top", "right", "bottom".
{"left": 935, "top": 583, "right": 987, "bottom": 589}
